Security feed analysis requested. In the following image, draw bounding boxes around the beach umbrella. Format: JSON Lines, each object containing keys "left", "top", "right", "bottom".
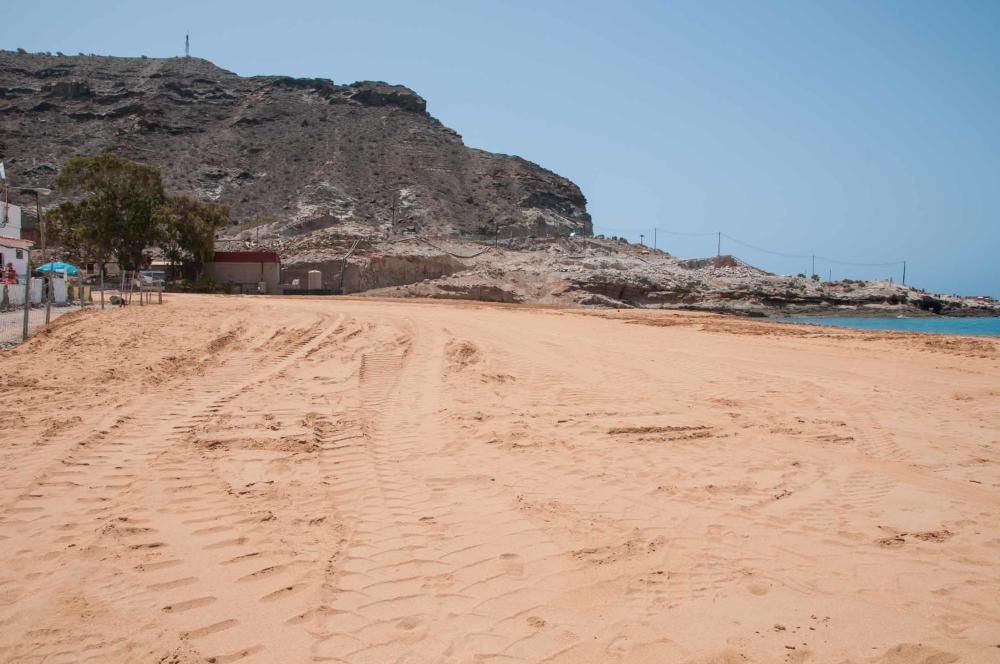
{"left": 35, "top": 261, "right": 81, "bottom": 276}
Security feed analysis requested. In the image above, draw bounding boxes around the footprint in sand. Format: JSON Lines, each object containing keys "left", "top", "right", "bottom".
{"left": 396, "top": 616, "right": 420, "bottom": 630}
{"left": 499, "top": 552, "right": 524, "bottom": 576}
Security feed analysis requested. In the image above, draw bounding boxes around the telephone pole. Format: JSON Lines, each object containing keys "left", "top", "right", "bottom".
{"left": 640, "top": 233, "right": 644, "bottom": 247}
{"left": 902, "top": 261, "right": 906, "bottom": 286}
{"left": 653, "top": 227, "right": 657, "bottom": 251}
{"left": 811, "top": 255, "right": 815, "bottom": 278}
{"left": 716, "top": 231, "right": 721, "bottom": 257}
{"left": 14, "top": 187, "right": 51, "bottom": 322}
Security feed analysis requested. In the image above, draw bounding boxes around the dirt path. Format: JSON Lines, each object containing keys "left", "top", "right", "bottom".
{"left": 1, "top": 295, "right": 998, "bottom": 663}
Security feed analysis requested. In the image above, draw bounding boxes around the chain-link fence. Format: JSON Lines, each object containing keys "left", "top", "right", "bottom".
{"left": 0, "top": 271, "right": 88, "bottom": 348}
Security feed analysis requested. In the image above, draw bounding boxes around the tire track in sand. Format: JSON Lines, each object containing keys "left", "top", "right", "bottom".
{"left": 0, "top": 314, "right": 344, "bottom": 661}
{"left": 310, "top": 319, "right": 576, "bottom": 663}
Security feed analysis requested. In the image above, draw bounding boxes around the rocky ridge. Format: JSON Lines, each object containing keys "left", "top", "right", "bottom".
{"left": 0, "top": 50, "right": 591, "bottom": 239}
{"left": 246, "top": 233, "right": 998, "bottom": 316}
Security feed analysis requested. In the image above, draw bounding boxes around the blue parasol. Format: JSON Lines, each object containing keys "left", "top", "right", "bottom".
{"left": 35, "top": 261, "right": 81, "bottom": 276}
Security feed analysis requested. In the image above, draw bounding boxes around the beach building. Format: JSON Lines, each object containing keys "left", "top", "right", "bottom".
{"left": 204, "top": 251, "right": 280, "bottom": 294}
{"left": 0, "top": 204, "right": 33, "bottom": 276}
{"left": 81, "top": 261, "right": 123, "bottom": 281}
{"left": 0, "top": 237, "right": 33, "bottom": 277}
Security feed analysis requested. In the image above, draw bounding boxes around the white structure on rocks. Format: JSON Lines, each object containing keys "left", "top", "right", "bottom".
{"left": 1, "top": 202, "right": 23, "bottom": 239}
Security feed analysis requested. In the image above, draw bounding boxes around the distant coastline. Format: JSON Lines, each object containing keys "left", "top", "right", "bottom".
{"left": 771, "top": 315, "right": 1000, "bottom": 337}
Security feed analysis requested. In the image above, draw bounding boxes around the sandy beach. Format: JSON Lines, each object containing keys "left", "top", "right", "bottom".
{"left": 1, "top": 294, "right": 997, "bottom": 663}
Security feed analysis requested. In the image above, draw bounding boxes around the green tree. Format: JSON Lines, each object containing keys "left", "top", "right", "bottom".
{"left": 56, "top": 154, "right": 165, "bottom": 270}
{"left": 45, "top": 202, "right": 93, "bottom": 265}
{"left": 155, "top": 194, "right": 229, "bottom": 279}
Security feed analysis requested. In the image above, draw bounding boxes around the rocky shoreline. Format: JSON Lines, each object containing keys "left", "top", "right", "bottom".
{"left": 224, "top": 233, "right": 998, "bottom": 318}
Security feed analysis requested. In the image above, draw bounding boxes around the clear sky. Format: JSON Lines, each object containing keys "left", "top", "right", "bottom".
{"left": 8, "top": 1, "right": 1000, "bottom": 295}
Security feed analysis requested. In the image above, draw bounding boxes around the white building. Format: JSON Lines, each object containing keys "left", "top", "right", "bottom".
{"left": 0, "top": 204, "right": 33, "bottom": 277}
{"left": 0, "top": 202, "right": 22, "bottom": 240}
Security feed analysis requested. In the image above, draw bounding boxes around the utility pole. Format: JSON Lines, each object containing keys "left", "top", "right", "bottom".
{"left": 717, "top": 231, "right": 721, "bottom": 257}
{"left": 811, "top": 255, "right": 815, "bottom": 278}
{"left": 21, "top": 187, "right": 52, "bottom": 325}
{"left": 828, "top": 268, "right": 832, "bottom": 282}
{"left": 30, "top": 189, "right": 50, "bottom": 324}
{"left": 640, "top": 233, "right": 644, "bottom": 247}
{"left": 185, "top": 33, "right": 190, "bottom": 58}
{"left": 653, "top": 227, "right": 657, "bottom": 251}
{"left": 902, "top": 261, "right": 906, "bottom": 286}
{"left": 12, "top": 187, "right": 51, "bottom": 321}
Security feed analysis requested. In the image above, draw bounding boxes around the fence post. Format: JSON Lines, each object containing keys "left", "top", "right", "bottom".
{"left": 21, "top": 248, "right": 31, "bottom": 341}
{"left": 44, "top": 275, "right": 51, "bottom": 325}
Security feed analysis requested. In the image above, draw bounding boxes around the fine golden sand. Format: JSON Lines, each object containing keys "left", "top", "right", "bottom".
{"left": 1, "top": 295, "right": 998, "bottom": 663}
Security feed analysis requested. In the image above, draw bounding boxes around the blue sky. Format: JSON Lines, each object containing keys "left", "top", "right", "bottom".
{"left": 7, "top": 1, "right": 999, "bottom": 295}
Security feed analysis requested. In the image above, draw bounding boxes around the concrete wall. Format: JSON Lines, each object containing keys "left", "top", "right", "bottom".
{"left": 1, "top": 277, "right": 65, "bottom": 307}
{"left": 282, "top": 254, "right": 464, "bottom": 293}
{"left": 1, "top": 281, "right": 26, "bottom": 307}
{"left": 205, "top": 261, "right": 280, "bottom": 294}
{"left": 0, "top": 204, "right": 22, "bottom": 240}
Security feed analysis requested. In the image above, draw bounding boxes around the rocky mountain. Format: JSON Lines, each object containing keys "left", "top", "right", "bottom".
{"left": 0, "top": 50, "right": 591, "bottom": 239}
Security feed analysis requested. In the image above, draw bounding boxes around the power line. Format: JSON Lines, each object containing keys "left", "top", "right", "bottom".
{"left": 653, "top": 229, "right": 717, "bottom": 238}
{"left": 812, "top": 254, "right": 904, "bottom": 268}
{"left": 589, "top": 225, "right": 906, "bottom": 277}
{"left": 720, "top": 233, "right": 813, "bottom": 260}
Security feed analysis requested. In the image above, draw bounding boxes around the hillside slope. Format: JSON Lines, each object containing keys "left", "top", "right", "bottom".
{"left": 0, "top": 51, "right": 591, "bottom": 239}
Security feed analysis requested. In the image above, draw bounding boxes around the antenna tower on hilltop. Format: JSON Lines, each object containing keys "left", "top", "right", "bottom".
{"left": 185, "top": 33, "right": 190, "bottom": 58}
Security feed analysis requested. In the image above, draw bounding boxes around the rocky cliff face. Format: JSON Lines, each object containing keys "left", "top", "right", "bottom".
{"left": 0, "top": 51, "right": 591, "bottom": 239}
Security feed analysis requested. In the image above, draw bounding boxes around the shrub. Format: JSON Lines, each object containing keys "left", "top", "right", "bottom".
{"left": 915, "top": 295, "right": 944, "bottom": 314}
{"left": 194, "top": 275, "right": 218, "bottom": 293}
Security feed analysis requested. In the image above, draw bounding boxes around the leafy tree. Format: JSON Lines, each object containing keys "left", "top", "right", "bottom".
{"left": 55, "top": 154, "right": 165, "bottom": 269}
{"left": 45, "top": 203, "right": 92, "bottom": 265}
{"left": 155, "top": 194, "right": 229, "bottom": 279}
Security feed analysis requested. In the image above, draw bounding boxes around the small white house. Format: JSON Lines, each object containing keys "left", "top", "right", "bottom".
{"left": 0, "top": 237, "right": 33, "bottom": 277}
{"left": 0, "top": 203, "right": 22, "bottom": 240}
{"left": 0, "top": 205, "right": 32, "bottom": 277}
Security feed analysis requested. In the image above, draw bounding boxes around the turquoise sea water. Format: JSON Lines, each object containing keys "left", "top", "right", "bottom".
{"left": 772, "top": 316, "right": 1000, "bottom": 337}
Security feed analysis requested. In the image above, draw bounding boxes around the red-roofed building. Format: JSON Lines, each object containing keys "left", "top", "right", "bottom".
{"left": 205, "top": 251, "right": 281, "bottom": 294}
